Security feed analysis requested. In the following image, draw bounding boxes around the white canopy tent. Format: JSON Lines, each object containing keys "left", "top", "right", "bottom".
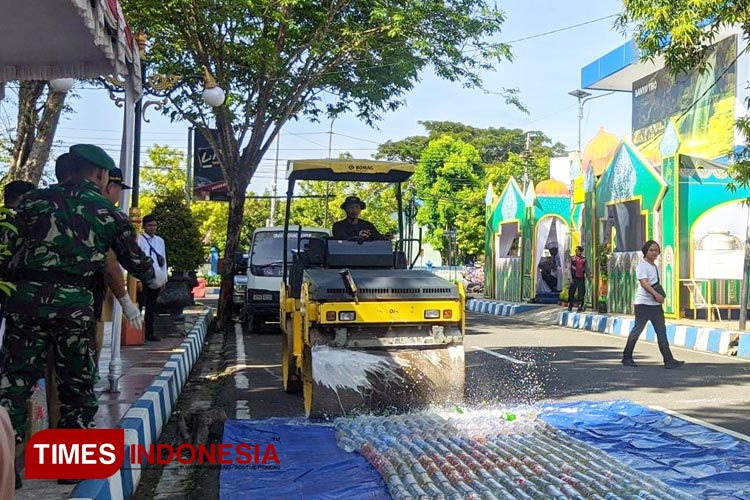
{"left": 0, "top": 0, "right": 143, "bottom": 392}
{"left": 0, "top": 0, "right": 141, "bottom": 94}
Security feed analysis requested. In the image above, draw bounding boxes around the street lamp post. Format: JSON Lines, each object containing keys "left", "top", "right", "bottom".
{"left": 568, "top": 89, "right": 591, "bottom": 154}
{"left": 568, "top": 89, "right": 615, "bottom": 154}
{"left": 101, "top": 33, "right": 225, "bottom": 392}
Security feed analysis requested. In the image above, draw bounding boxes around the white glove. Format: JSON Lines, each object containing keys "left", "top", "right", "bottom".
{"left": 148, "top": 268, "right": 167, "bottom": 290}
{"left": 117, "top": 294, "right": 143, "bottom": 331}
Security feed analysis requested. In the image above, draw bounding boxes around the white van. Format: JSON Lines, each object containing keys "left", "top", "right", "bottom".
{"left": 242, "top": 225, "right": 330, "bottom": 334}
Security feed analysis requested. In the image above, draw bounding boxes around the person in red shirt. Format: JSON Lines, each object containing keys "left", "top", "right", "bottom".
{"left": 568, "top": 246, "right": 588, "bottom": 312}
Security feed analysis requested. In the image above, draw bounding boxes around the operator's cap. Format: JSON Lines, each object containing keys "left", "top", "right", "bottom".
{"left": 69, "top": 144, "right": 117, "bottom": 172}
{"left": 340, "top": 195, "right": 366, "bottom": 210}
{"left": 108, "top": 168, "right": 132, "bottom": 190}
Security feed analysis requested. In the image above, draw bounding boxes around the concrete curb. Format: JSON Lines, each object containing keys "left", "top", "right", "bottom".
{"left": 69, "top": 308, "right": 214, "bottom": 500}
{"left": 557, "top": 310, "right": 750, "bottom": 359}
{"left": 466, "top": 298, "right": 542, "bottom": 317}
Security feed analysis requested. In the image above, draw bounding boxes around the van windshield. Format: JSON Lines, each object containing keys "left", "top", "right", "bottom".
{"left": 250, "top": 231, "right": 328, "bottom": 276}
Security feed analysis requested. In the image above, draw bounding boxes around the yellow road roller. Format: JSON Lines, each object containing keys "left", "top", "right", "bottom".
{"left": 279, "top": 159, "right": 466, "bottom": 418}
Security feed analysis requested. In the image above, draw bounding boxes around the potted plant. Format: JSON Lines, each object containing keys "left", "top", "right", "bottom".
{"left": 149, "top": 190, "right": 204, "bottom": 314}
{"left": 597, "top": 244, "right": 610, "bottom": 314}
{"left": 558, "top": 288, "right": 569, "bottom": 307}
{"left": 597, "top": 294, "right": 608, "bottom": 313}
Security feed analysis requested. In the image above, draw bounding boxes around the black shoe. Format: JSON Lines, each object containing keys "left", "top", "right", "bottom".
{"left": 57, "top": 478, "right": 82, "bottom": 485}
{"left": 664, "top": 359, "right": 685, "bottom": 369}
{"left": 567, "top": 307, "right": 572, "bottom": 312}
{"left": 15, "top": 471, "right": 22, "bottom": 489}
{"left": 578, "top": 306, "right": 585, "bottom": 313}
{"left": 621, "top": 358, "right": 638, "bottom": 367}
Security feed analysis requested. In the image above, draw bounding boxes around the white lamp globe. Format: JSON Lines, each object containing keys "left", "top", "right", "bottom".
{"left": 202, "top": 86, "right": 225, "bottom": 107}
{"left": 49, "top": 78, "right": 75, "bottom": 93}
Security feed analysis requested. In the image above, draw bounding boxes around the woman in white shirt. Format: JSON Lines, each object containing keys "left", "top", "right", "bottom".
{"left": 621, "top": 240, "right": 685, "bottom": 369}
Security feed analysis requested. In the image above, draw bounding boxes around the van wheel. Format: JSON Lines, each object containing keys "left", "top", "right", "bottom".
{"left": 242, "top": 314, "right": 263, "bottom": 335}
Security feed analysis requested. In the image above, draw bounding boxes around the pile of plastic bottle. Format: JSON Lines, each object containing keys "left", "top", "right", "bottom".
{"left": 334, "top": 410, "right": 694, "bottom": 500}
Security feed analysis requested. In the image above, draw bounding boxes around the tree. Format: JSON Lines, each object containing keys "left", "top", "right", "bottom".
{"left": 377, "top": 122, "right": 561, "bottom": 260}
{"left": 121, "top": 0, "right": 515, "bottom": 326}
{"left": 485, "top": 150, "right": 550, "bottom": 191}
{"left": 377, "top": 121, "right": 566, "bottom": 165}
{"left": 376, "top": 121, "right": 564, "bottom": 192}
{"left": 150, "top": 190, "right": 204, "bottom": 273}
{"left": 414, "top": 136, "right": 485, "bottom": 262}
{"left": 2, "top": 83, "right": 70, "bottom": 184}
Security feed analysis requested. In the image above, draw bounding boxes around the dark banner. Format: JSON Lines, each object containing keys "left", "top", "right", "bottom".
{"left": 193, "top": 128, "right": 229, "bottom": 201}
{"left": 632, "top": 35, "right": 736, "bottom": 164}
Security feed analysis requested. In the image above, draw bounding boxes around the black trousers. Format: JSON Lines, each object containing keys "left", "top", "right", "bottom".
{"left": 622, "top": 304, "right": 675, "bottom": 363}
{"left": 143, "top": 287, "right": 161, "bottom": 340}
{"left": 568, "top": 278, "right": 586, "bottom": 308}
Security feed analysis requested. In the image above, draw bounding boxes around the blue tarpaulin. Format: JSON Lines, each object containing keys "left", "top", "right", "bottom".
{"left": 220, "top": 418, "right": 388, "bottom": 500}
{"left": 221, "top": 402, "right": 750, "bottom": 499}
{"left": 538, "top": 401, "right": 750, "bottom": 499}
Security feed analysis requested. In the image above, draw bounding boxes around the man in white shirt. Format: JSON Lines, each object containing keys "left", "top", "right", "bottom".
{"left": 138, "top": 214, "right": 168, "bottom": 341}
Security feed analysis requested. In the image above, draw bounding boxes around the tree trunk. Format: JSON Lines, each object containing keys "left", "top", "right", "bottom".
{"left": 9, "top": 81, "right": 67, "bottom": 184}
{"left": 217, "top": 170, "right": 251, "bottom": 331}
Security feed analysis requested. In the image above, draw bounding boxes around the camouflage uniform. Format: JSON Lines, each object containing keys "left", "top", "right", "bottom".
{"left": 0, "top": 180, "right": 155, "bottom": 443}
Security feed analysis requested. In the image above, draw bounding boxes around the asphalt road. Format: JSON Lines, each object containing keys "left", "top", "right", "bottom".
{"left": 227, "top": 311, "right": 750, "bottom": 437}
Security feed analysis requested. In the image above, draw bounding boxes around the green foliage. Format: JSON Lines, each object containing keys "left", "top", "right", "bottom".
{"left": 203, "top": 275, "right": 222, "bottom": 286}
{"left": 414, "top": 136, "right": 484, "bottom": 261}
{"left": 237, "top": 195, "right": 274, "bottom": 251}
{"left": 377, "top": 123, "right": 564, "bottom": 261}
{"left": 617, "top": 1, "right": 750, "bottom": 193}
{"left": 122, "top": 0, "right": 514, "bottom": 130}
{"left": 288, "top": 181, "right": 398, "bottom": 237}
{"left": 139, "top": 145, "right": 273, "bottom": 253}
{"left": 0, "top": 207, "right": 16, "bottom": 297}
{"left": 119, "top": 0, "right": 518, "bottom": 318}
{"left": 485, "top": 151, "right": 550, "bottom": 191}
{"left": 150, "top": 191, "right": 204, "bottom": 272}
{"left": 377, "top": 121, "right": 565, "bottom": 166}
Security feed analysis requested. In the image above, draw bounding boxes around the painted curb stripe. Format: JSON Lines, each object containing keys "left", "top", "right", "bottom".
{"left": 553, "top": 310, "right": 749, "bottom": 359}
{"left": 465, "top": 299, "right": 540, "bottom": 318}
{"left": 70, "top": 309, "right": 214, "bottom": 500}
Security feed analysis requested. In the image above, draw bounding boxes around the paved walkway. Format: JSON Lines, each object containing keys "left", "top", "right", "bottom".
{"left": 14, "top": 297, "right": 216, "bottom": 500}
{"left": 466, "top": 298, "right": 750, "bottom": 360}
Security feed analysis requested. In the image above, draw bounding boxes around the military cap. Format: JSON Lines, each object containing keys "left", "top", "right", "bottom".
{"left": 69, "top": 144, "right": 117, "bottom": 172}
{"left": 108, "top": 168, "right": 132, "bottom": 190}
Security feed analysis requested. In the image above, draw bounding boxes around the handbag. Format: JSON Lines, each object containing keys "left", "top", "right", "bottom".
{"left": 144, "top": 237, "right": 166, "bottom": 267}
{"left": 651, "top": 266, "right": 666, "bottom": 299}
{"left": 651, "top": 282, "right": 666, "bottom": 299}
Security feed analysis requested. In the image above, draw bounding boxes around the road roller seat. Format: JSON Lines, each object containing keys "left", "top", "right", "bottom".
{"left": 301, "top": 237, "right": 327, "bottom": 268}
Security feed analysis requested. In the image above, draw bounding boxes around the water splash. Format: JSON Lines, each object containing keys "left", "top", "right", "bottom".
{"left": 311, "top": 344, "right": 406, "bottom": 396}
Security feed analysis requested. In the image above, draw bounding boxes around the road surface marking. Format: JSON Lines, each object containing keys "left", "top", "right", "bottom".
{"left": 472, "top": 346, "right": 531, "bottom": 365}
{"left": 651, "top": 405, "right": 750, "bottom": 442}
{"left": 235, "top": 323, "right": 250, "bottom": 419}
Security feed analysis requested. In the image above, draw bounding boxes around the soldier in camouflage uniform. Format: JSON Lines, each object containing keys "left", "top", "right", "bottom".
{"left": 0, "top": 144, "right": 165, "bottom": 447}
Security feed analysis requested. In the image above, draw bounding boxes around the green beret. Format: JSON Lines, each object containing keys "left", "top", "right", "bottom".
{"left": 69, "top": 144, "right": 117, "bottom": 172}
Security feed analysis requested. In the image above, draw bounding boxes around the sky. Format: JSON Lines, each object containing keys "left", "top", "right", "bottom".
{"left": 13, "top": 0, "right": 632, "bottom": 194}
